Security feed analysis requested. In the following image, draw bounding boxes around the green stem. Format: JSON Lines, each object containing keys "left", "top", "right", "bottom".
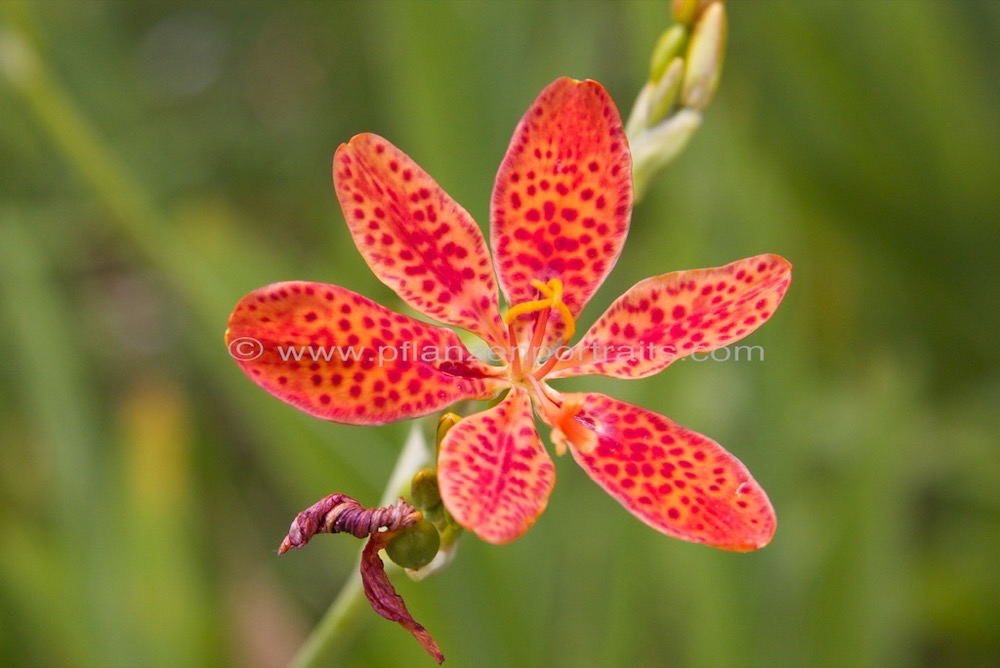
{"left": 289, "top": 424, "right": 430, "bottom": 668}
{"left": 289, "top": 570, "right": 367, "bottom": 668}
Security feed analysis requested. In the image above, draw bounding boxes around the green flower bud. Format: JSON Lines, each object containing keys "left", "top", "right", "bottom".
{"left": 438, "top": 521, "right": 463, "bottom": 547}
{"left": 435, "top": 412, "right": 461, "bottom": 457}
{"left": 648, "top": 57, "right": 685, "bottom": 125}
{"left": 435, "top": 504, "right": 464, "bottom": 546}
{"left": 624, "top": 81, "right": 654, "bottom": 141}
{"left": 649, "top": 25, "right": 687, "bottom": 84}
{"left": 681, "top": 2, "right": 727, "bottom": 111}
{"left": 673, "top": 0, "right": 721, "bottom": 26}
{"left": 410, "top": 467, "right": 441, "bottom": 510}
{"left": 386, "top": 519, "right": 441, "bottom": 570}
{"left": 671, "top": 0, "right": 698, "bottom": 26}
{"left": 630, "top": 109, "right": 703, "bottom": 200}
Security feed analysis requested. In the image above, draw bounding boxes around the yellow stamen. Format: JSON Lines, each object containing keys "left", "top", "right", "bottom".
{"left": 553, "top": 300, "right": 575, "bottom": 341}
{"left": 530, "top": 278, "right": 556, "bottom": 297}
{"left": 502, "top": 278, "right": 576, "bottom": 343}
{"left": 537, "top": 278, "right": 559, "bottom": 301}
{"left": 504, "top": 297, "right": 552, "bottom": 323}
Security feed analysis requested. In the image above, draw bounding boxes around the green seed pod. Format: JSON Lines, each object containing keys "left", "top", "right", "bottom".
{"left": 386, "top": 520, "right": 441, "bottom": 570}
{"left": 410, "top": 467, "right": 441, "bottom": 510}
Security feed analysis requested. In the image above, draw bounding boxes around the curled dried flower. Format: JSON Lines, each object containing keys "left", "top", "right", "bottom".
{"left": 363, "top": 530, "right": 445, "bottom": 663}
{"left": 278, "top": 493, "right": 418, "bottom": 552}
{"left": 278, "top": 493, "right": 444, "bottom": 663}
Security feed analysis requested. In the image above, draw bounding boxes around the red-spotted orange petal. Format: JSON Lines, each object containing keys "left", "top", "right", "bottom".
{"left": 334, "top": 133, "right": 507, "bottom": 351}
{"left": 226, "top": 282, "right": 504, "bottom": 425}
{"left": 492, "top": 77, "right": 633, "bottom": 346}
{"left": 438, "top": 389, "right": 555, "bottom": 544}
{"left": 545, "top": 392, "right": 775, "bottom": 551}
{"left": 549, "top": 254, "right": 792, "bottom": 380}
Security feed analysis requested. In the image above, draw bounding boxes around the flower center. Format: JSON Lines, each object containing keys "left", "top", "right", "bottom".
{"left": 504, "top": 278, "right": 576, "bottom": 342}
{"left": 499, "top": 279, "right": 592, "bottom": 457}
{"left": 503, "top": 278, "right": 576, "bottom": 382}
{"left": 525, "top": 375, "right": 595, "bottom": 456}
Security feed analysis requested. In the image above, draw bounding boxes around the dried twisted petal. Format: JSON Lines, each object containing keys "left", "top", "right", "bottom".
{"left": 545, "top": 392, "right": 775, "bottom": 551}
{"left": 334, "top": 133, "right": 507, "bottom": 351}
{"left": 362, "top": 530, "right": 445, "bottom": 664}
{"left": 226, "top": 281, "right": 504, "bottom": 425}
{"left": 279, "top": 494, "right": 364, "bottom": 553}
{"left": 438, "top": 389, "right": 555, "bottom": 544}
{"left": 549, "top": 254, "right": 792, "bottom": 379}
{"left": 277, "top": 494, "right": 418, "bottom": 553}
{"left": 492, "top": 77, "right": 633, "bottom": 348}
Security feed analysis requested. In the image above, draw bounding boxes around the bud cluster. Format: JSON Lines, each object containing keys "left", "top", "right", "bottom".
{"left": 385, "top": 413, "right": 465, "bottom": 578}
{"left": 626, "top": 0, "right": 728, "bottom": 199}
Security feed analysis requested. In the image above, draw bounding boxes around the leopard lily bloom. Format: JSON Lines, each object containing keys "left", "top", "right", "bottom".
{"left": 226, "top": 77, "right": 791, "bottom": 550}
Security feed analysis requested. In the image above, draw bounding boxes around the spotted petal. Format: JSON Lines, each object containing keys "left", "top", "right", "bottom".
{"left": 438, "top": 389, "right": 555, "bottom": 544}
{"left": 226, "top": 282, "right": 504, "bottom": 425}
{"left": 549, "top": 255, "right": 792, "bottom": 379}
{"left": 334, "top": 133, "right": 507, "bottom": 351}
{"left": 545, "top": 392, "right": 775, "bottom": 551}
{"left": 492, "top": 77, "right": 632, "bottom": 346}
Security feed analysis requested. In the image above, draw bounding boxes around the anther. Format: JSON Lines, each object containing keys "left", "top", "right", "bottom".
{"left": 502, "top": 278, "right": 576, "bottom": 343}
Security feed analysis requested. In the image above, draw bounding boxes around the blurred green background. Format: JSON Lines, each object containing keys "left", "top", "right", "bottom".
{"left": 2, "top": 1, "right": 998, "bottom": 666}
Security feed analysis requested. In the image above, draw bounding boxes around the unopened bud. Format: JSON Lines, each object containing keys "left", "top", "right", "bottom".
{"left": 673, "top": 0, "right": 722, "bottom": 26}
{"left": 649, "top": 25, "right": 687, "bottom": 83}
{"left": 625, "top": 81, "right": 654, "bottom": 141}
{"left": 671, "top": 0, "right": 699, "bottom": 26}
{"left": 410, "top": 467, "right": 441, "bottom": 510}
{"left": 438, "top": 521, "right": 463, "bottom": 547}
{"left": 436, "top": 412, "right": 461, "bottom": 449}
{"left": 436, "top": 504, "right": 463, "bottom": 546}
{"left": 386, "top": 519, "right": 441, "bottom": 570}
{"left": 630, "top": 109, "right": 703, "bottom": 199}
{"left": 648, "top": 57, "right": 685, "bottom": 125}
{"left": 681, "top": 2, "right": 727, "bottom": 111}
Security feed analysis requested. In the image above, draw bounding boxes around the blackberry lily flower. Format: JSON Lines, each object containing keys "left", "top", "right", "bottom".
{"left": 226, "top": 77, "right": 791, "bottom": 550}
